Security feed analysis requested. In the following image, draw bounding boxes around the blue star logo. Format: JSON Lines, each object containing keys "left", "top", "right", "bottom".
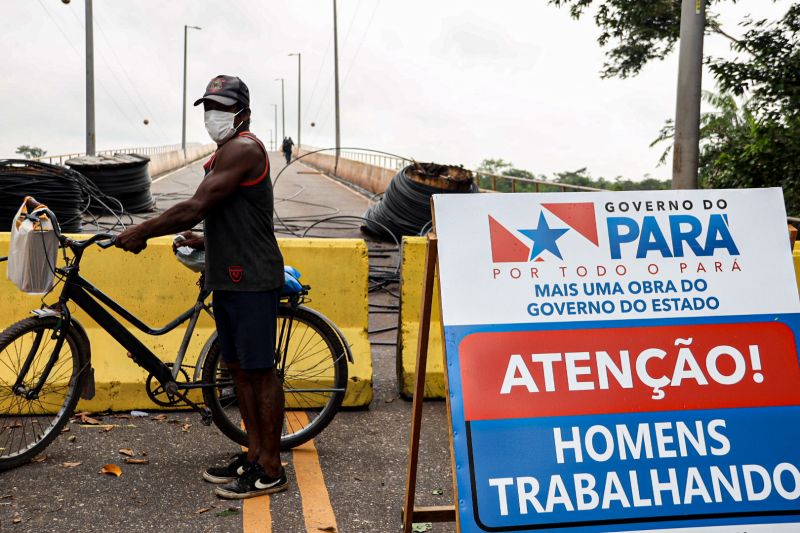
{"left": 519, "top": 212, "right": 569, "bottom": 260}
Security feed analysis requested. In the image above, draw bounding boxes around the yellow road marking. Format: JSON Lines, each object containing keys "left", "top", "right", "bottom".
{"left": 241, "top": 424, "right": 272, "bottom": 533}
{"left": 243, "top": 497, "right": 272, "bottom": 533}
{"left": 292, "top": 412, "right": 338, "bottom": 532}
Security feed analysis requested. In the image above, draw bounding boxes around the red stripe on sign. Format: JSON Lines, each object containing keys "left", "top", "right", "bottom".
{"left": 459, "top": 322, "right": 800, "bottom": 421}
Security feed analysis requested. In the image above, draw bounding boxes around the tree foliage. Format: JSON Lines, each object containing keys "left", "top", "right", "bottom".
{"left": 475, "top": 159, "right": 670, "bottom": 192}
{"left": 15, "top": 145, "right": 47, "bottom": 159}
{"left": 550, "top": 0, "right": 800, "bottom": 213}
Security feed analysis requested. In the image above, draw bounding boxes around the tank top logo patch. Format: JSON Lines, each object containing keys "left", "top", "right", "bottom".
{"left": 228, "top": 266, "right": 244, "bottom": 283}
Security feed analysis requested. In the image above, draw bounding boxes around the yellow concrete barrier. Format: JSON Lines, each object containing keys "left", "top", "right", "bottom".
{"left": 794, "top": 242, "right": 800, "bottom": 290}
{"left": 0, "top": 234, "right": 371, "bottom": 411}
{"left": 397, "top": 237, "right": 445, "bottom": 399}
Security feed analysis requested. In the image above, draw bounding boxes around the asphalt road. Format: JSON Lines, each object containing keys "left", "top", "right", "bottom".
{"left": 0, "top": 154, "right": 456, "bottom": 533}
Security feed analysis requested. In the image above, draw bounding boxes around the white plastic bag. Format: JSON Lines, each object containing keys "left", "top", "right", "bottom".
{"left": 173, "top": 234, "right": 205, "bottom": 273}
{"left": 7, "top": 199, "right": 59, "bottom": 294}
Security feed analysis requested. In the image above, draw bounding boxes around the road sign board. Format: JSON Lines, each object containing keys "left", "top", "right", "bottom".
{"left": 433, "top": 188, "right": 800, "bottom": 532}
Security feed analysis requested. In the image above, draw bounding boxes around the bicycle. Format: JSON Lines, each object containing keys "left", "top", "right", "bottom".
{"left": 0, "top": 198, "right": 352, "bottom": 471}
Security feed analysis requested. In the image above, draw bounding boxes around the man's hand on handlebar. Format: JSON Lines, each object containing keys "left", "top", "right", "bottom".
{"left": 115, "top": 226, "right": 149, "bottom": 254}
{"left": 174, "top": 231, "right": 205, "bottom": 252}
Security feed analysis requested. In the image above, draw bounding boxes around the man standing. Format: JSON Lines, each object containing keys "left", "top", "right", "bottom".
{"left": 115, "top": 75, "right": 287, "bottom": 499}
{"left": 281, "top": 136, "right": 294, "bottom": 165}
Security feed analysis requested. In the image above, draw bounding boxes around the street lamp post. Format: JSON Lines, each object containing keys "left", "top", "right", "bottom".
{"left": 271, "top": 104, "right": 278, "bottom": 150}
{"left": 289, "top": 53, "right": 302, "bottom": 154}
{"left": 182, "top": 25, "right": 202, "bottom": 153}
{"left": 275, "top": 78, "right": 285, "bottom": 142}
{"left": 333, "top": 0, "right": 341, "bottom": 173}
{"left": 84, "top": 0, "right": 95, "bottom": 155}
{"left": 671, "top": 0, "right": 705, "bottom": 189}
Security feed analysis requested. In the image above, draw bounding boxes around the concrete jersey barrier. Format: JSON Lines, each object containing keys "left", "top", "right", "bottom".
{"left": 397, "top": 237, "right": 446, "bottom": 399}
{"left": 0, "top": 235, "right": 372, "bottom": 411}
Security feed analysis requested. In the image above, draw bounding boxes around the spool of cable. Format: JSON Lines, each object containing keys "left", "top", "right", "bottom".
{"left": 66, "top": 154, "right": 155, "bottom": 213}
{"left": 0, "top": 159, "right": 90, "bottom": 232}
{"left": 361, "top": 162, "right": 476, "bottom": 241}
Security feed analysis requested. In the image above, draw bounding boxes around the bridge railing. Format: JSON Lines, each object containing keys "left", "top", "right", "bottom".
{"left": 338, "top": 149, "right": 409, "bottom": 172}
{"left": 33, "top": 144, "right": 191, "bottom": 166}
{"left": 331, "top": 148, "right": 605, "bottom": 194}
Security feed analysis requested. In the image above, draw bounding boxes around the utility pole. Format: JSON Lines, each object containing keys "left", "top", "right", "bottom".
{"left": 271, "top": 104, "right": 278, "bottom": 150}
{"left": 275, "top": 78, "right": 285, "bottom": 141}
{"left": 289, "top": 53, "right": 302, "bottom": 154}
{"left": 182, "top": 25, "right": 201, "bottom": 153}
{"left": 333, "top": 0, "right": 341, "bottom": 174}
{"left": 671, "top": 0, "right": 706, "bottom": 189}
{"left": 85, "top": 0, "right": 95, "bottom": 155}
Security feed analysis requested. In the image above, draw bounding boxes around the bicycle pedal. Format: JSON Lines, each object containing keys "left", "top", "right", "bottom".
{"left": 200, "top": 408, "right": 213, "bottom": 426}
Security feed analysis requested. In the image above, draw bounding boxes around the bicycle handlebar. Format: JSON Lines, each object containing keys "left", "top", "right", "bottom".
{"left": 24, "top": 196, "right": 117, "bottom": 252}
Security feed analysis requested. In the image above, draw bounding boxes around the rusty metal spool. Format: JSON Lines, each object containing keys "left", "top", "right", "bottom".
{"left": 362, "top": 162, "right": 476, "bottom": 241}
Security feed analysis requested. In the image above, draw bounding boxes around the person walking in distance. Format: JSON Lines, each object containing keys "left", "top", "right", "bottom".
{"left": 115, "top": 74, "right": 288, "bottom": 499}
{"left": 281, "top": 136, "right": 294, "bottom": 165}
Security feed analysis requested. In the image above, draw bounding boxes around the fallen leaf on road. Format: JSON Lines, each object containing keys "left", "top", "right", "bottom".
{"left": 317, "top": 527, "right": 337, "bottom": 532}
{"left": 431, "top": 489, "right": 443, "bottom": 495}
{"left": 100, "top": 426, "right": 114, "bottom": 433}
{"left": 124, "top": 458, "right": 149, "bottom": 465}
{"left": 99, "top": 464, "right": 122, "bottom": 477}
{"left": 31, "top": 454, "right": 47, "bottom": 463}
{"left": 60, "top": 426, "right": 70, "bottom": 433}
{"left": 118, "top": 448, "right": 135, "bottom": 457}
{"left": 152, "top": 414, "right": 167, "bottom": 422}
{"left": 12, "top": 514, "right": 21, "bottom": 524}
{"left": 194, "top": 507, "right": 211, "bottom": 514}
{"left": 67, "top": 435, "right": 77, "bottom": 443}
{"left": 0, "top": 494, "right": 13, "bottom": 500}
{"left": 81, "top": 414, "right": 102, "bottom": 425}
{"left": 412, "top": 524, "right": 433, "bottom": 532}
{"left": 181, "top": 423, "right": 192, "bottom": 433}
{"left": 60, "top": 462, "right": 82, "bottom": 468}
{"left": 215, "top": 509, "right": 239, "bottom": 517}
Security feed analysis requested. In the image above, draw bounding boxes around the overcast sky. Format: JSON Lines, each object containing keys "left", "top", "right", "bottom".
{"left": 0, "top": 0, "right": 788, "bottom": 180}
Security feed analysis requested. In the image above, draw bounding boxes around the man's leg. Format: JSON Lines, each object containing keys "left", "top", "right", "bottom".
{"left": 227, "top": 361, "right": 261, "bottom": 463}
{"left": 250, "top": 368, "right": 285, "bottom": 477}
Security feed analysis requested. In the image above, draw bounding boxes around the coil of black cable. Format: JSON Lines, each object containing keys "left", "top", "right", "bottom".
{"left": 66, "top": 154, "right": 155, "bottom": 213}
{"left": 0, "top": 159, "right": 92, "bottom": 232}
{"left": 362, "top": 163, "right": 476, "bottom": 241}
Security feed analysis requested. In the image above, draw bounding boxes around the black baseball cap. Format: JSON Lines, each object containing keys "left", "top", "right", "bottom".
{"left": 193, "top": 75, "right": 250, "bottom": 108}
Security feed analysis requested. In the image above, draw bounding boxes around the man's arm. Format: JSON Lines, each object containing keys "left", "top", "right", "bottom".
{"left": 115, "top": 139, "right": 262, "bottom": 253}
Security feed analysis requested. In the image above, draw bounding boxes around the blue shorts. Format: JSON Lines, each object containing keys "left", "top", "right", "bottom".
{"left": 213, "top": 289, "right": 280, "bottom": 370}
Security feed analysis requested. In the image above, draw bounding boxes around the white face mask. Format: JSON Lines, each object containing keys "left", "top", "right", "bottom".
{"left": 204, "top": 109, "right": 243, "bottom": 144}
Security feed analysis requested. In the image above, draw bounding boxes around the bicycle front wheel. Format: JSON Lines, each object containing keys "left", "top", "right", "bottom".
{"left": 0, "top": 317, "right": 88, "bottom": 471}
{"left": 202, "top": 305, "right": 348, "bottom": 450}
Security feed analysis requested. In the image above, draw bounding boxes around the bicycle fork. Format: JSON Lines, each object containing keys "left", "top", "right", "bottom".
{"left": 12, "top": 316, "right": 68, "bottom": 401}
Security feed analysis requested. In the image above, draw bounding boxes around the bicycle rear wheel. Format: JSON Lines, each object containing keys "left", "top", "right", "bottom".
{"left": 202, "top": 305, "right": 348, "bottom": 450}
{"left": 0, "top": 317, "right": 88, "bottom": 471}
